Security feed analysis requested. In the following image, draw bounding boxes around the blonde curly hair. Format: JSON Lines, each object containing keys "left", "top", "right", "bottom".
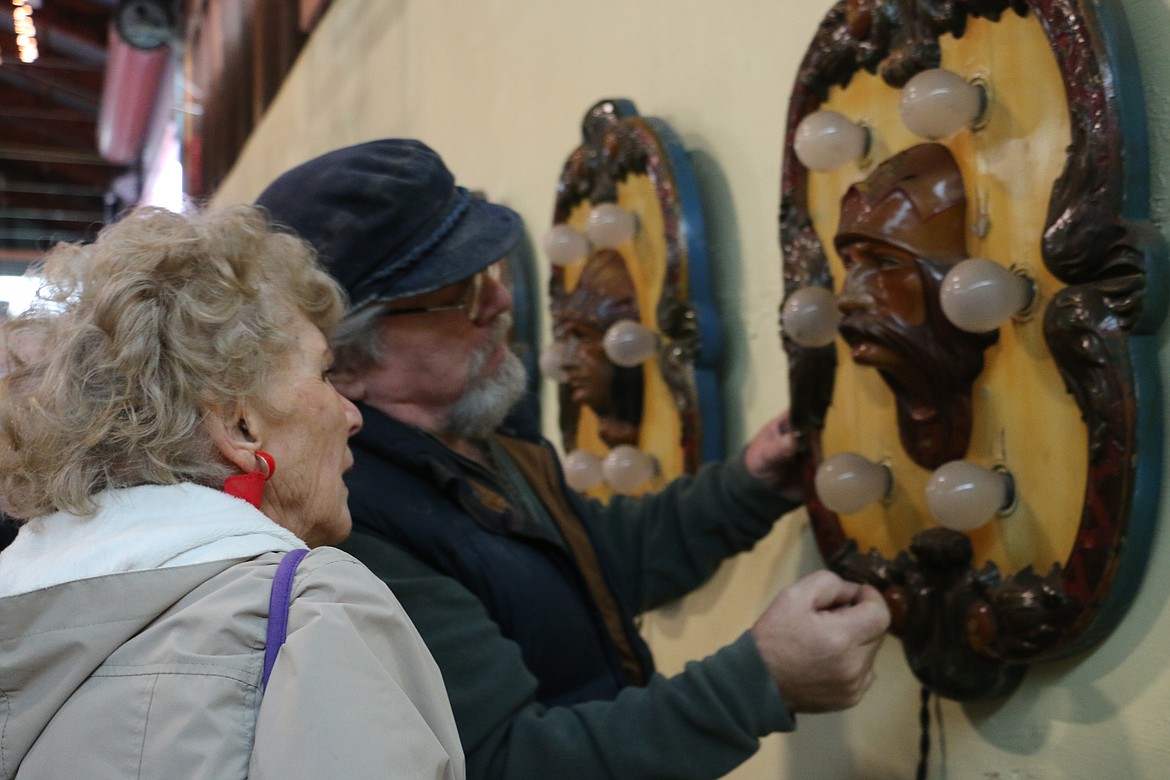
{"left": 0, "top": 205, "right": 346, "bottom": 519}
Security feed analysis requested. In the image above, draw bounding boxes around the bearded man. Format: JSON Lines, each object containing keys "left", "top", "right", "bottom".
{"left": 834, "top": 142, "right": 998, "bottom": 469}
{"left": 255, "top": 139, "right": 889, "bottom": 780}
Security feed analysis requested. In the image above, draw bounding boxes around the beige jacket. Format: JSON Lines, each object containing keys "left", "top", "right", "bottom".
{"left": 0, "top": 487, "right": 464, "bottom": 780}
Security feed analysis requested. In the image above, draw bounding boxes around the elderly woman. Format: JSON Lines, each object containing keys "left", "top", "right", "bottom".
{"left": 0, "top": 206, "right": 464, "bottom": 779}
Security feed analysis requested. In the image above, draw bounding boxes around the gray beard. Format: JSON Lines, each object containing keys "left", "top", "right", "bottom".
{"left": 443, "top": 315, "right": 528, "bottom": 441}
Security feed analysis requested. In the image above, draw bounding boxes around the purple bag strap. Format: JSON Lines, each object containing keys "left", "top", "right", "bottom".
{"left": 262, "top": 548, "right": 310, "bottom": 689}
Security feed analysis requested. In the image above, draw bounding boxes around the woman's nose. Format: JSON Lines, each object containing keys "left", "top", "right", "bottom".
{"left": 339, "top": 393, "right": 363, "bottom": 436}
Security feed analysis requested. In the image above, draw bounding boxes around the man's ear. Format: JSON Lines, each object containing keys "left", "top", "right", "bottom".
{"left": 203, "top": 402, "right": 260, "bottom": 474}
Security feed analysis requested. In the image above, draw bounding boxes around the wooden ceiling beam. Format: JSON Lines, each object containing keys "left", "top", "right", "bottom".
{"left": 0, "top": 143, "right": 113, "bottom": 166}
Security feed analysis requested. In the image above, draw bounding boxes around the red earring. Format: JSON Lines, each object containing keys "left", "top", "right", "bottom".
{"left": 224, "top": 451, "right": 276, "bottom": 509}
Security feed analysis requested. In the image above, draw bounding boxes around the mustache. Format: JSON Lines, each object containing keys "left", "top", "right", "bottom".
{"left": 837, "top": 311, "right": 916, "bottom": 349}
{"left": 466, "top": 312, "right": 514, "bottom": 381}
{"left": 488, "top": 312, "right": 513, "bottom": 346}
{"left": 838, "top": 310, "right": 991, "bottom": 393}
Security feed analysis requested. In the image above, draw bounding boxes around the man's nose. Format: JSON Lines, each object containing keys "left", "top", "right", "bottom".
{"left": 473, "top": 271, "right": 512, "bottom": 325}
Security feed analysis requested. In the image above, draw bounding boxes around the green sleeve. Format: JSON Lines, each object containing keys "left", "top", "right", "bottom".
{"left": 338, "top": 530, "right": 795, "bottom": 780}
{"left": 571, "top": 453, "right": 800, "bottom": 610}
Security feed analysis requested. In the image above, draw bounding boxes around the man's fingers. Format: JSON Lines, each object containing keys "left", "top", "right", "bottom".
{"left": 852, "top": 584, "right": 892, "bottom": 636}
{"left": 805, "top": 577, "right": 891, "bottom": 642}
{"left": 801, "top": 570, "right": 864, "bottom": 611}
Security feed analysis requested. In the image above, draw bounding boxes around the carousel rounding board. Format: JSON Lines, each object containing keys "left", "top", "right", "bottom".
{"left": 541, "top": 99, "right": 724, "bottom": 500}
{"left": 779, "top": 0, "right": 1166, "bottom": 699}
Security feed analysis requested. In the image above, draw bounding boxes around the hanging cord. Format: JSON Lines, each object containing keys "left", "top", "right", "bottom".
{"left": 916, "top": 685, "right": 932, "bottom": 780}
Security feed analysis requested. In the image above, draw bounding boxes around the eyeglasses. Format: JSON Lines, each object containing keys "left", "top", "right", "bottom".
{"left": 382, "top": 261, "right": 505, "bottom": 322}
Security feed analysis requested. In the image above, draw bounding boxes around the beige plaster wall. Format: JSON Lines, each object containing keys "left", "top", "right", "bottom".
{"left": 210, "top": 0, "right": 1170, "bottom": 776}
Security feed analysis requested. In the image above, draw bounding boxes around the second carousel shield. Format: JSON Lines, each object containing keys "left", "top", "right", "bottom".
{"left": 542, "top": 99, "right": 724, "bottom": 500}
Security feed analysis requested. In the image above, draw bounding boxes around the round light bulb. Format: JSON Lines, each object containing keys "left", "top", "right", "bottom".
{"left": 940, "top": 257, "right": 1033, "bottom": 333}
{"left": 564, "top": 450, "right": 604, "bottom": 492}
{"left": 602, "top": 320, "right": 657, "bottom": 367}
{"left": 539, "top": 341, "right": 571, "bottom": 383}
{"left": 585, "top": 203, "right": 638, "bottom": 248}
{"left": 542, "top": 224, "right": 589, "bottom": 267}
{"left": 925, "top": 460, "right": 1011, "bottom": 532}
{"left": 793, "top": 110, "right": 869, "bottom": 171}
{"left": 781, "top": 286, "right": 842, "bottom": 347}
{"left": 814, "top": 452, "right": 891, "bottom": 514}
{"left": 899, "top": 68, "right": 984, "bottom": 140}
{"left": 602, "top": 445, "right": 657, "bottom": 493}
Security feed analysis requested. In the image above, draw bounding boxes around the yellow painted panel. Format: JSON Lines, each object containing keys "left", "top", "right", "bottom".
{"left": 561, "top": 172, "right": 685, "bottom": 498}
{"left": 806, "top": 11, "right": 1086, "bottom": 572}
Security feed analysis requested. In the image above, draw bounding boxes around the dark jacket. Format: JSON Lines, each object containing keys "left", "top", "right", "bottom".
{"left": 340, "top": 401, "right": 799, "bottom": 780}
{"left": 343, "top": 405, "right": 653, "bottom": 708}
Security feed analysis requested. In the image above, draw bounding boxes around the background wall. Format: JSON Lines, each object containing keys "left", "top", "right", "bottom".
{"left": 209, "top": 1, "right": 1170, "bottom": 777}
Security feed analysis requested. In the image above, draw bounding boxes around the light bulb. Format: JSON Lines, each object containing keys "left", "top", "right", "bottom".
{"left": 602, "top": 445, "right": 657, "bottom": 493}
{"left": 793, "top": 110, "right": 869, "bottom": 171}
{"left": 564, "top": 450, "right": 604, "bottom": 492}
{"left": 781, "top": 286, "right": 842, "bottom": 347}
{"left": 925, "top": 460, "right": 1011, "bottom": 532}
{"left": 539, "top": 341, "right": 571, "bottom": 382}
{"left": 585, "top": 203, "right": 638, "bottom": 248}
{"left": 814, "top": 452, "right": 891, "bottom": 514}
{"left": 899, "top": 68, "right": 984, "bottom": 140}
{"left": 542, "top": 224, "right": 589, "bottom": 266}
{"left": 940, "top": 257, "right": 1033, "bottom": 333}
{"left": 602, "top": 320, "right": 657, "bottom": 367}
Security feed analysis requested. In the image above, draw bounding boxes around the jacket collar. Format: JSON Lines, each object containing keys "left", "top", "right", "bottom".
{"left": 0, "top": 483, "right": 304, "bottom": 597}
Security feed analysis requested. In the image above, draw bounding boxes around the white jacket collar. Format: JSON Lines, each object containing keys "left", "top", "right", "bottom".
{"left": 0, "top": 483, "right": 305, "bottom": 597}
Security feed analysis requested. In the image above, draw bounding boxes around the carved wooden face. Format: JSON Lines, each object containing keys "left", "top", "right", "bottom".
{"left": 836, "top": 238, "right": 928, "bottom": 369}
{"left": 833, "top": 146, "right": 969, "bottom": 361}
{"left": 562, "top": 320, "right": 613, "bottom": 412}
{"left": 830, "top": 144, "right": 996, "bottom": 468}
{"left": 555, "top": 249, "right": 642, "bottom": 423}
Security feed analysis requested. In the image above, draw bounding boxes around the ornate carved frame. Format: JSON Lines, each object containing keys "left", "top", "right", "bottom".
{"left": 551, "top": 99, "right": 725, "bottom": 472}
{"left": 781, "top": 0, "right": 1166, "bottom": 699}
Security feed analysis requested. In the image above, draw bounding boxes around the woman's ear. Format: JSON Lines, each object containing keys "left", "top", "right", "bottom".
{"left": 203, "top": 403, "right": 259, "bottom": 474}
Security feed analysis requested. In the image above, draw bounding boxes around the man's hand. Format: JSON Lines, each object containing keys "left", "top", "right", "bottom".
{"left": 751, "top": 569, "right": 890, "bottom": 713}
{"left": 742, "top": 410, "right": 803, "bottom": 500}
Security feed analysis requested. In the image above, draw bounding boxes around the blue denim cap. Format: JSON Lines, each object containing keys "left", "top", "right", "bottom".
{"left": 254, "top": 139, "right": 524, "bottom": 310}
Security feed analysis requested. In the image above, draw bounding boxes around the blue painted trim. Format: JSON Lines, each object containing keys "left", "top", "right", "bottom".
{"left": 645, "top": 116, "right": 726, "bottom": 463}
{"left": 1093, "top": 0, "right": 1150, "bottom": 220}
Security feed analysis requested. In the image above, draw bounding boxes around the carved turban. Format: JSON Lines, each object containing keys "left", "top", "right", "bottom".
{"left": 835, "top": 143, "right": 969, "bottom": 265}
